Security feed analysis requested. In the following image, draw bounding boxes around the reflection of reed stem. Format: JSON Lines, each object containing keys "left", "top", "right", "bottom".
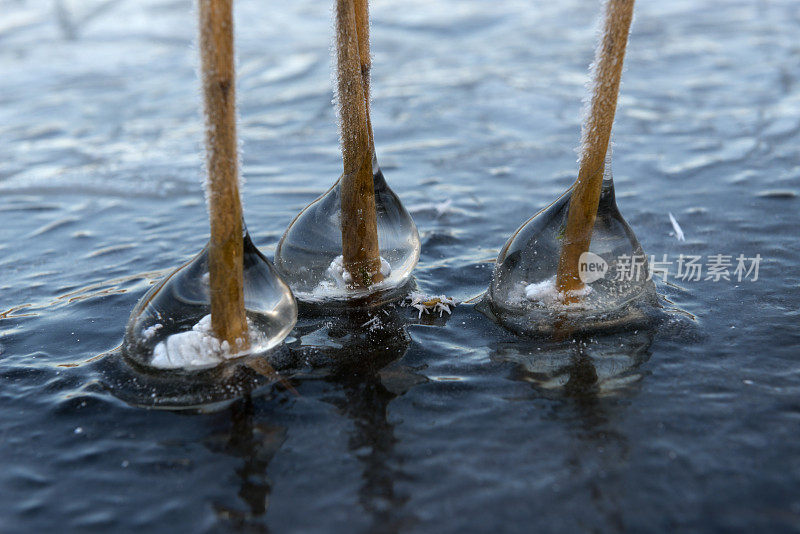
{"left": 199, "top": 0, "right": 249, "bottom": 348}
{"left": 336, "top": 0, "right": 383, "bottom": 289}
{"left": 556, "top": 0, "right": 634, "bottom": 301}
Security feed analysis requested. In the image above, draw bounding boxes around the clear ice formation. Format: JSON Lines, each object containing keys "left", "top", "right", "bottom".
{"left": 124, "top": 229, "right": 297, "bottom": 370}
{"left": 488, "top": 169, "right": 659, "bottom": 336}
{"left": 274, "top": 157, "right": 420, "bottom": 304}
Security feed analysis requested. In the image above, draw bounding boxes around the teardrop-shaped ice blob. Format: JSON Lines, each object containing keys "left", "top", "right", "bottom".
{"left": 274, "top": 158, "right": 420, "bottom": 304}
{"left": 124, "top": 231, "right": 297, "bottom": 370}
{"left": 487, "top": 174, "right": 659, "bottom": 336}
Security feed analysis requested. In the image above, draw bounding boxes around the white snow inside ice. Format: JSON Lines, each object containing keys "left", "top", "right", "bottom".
{"left": 142, "top": 323, "right": 163, "bottom": 341}
{"left": 517, "top": 276, "right": 593, "bottom": 308}
{"left": 150, "top": 314, "right": 244, "bottom": 370}
{"left": 321, "top": 255, "right": 391, "bottom": 289}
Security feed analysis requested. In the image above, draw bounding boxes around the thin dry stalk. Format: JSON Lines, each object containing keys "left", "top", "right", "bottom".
{"left": 336, "top": 0, "right": 383, "bottom": 288}
{"left": 199, "top": 0, "right": 249, "bottom": 347}
{"left": 353, "top": 0, "right": 374, "bottom": 151}
{"left": 556, "top": 0, "right": 634, "bottom": 301}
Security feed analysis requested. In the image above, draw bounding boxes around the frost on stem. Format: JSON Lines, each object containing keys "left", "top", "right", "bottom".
{"left": 577, "top": 0, "right": 633, "bottom": 177}
{"left": 556, "top": 0, "right": 635, "bottom": 299}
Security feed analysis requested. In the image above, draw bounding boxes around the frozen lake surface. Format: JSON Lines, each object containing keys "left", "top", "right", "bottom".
{"left": 1, "top": 0, "right": 799, "bottom": 531}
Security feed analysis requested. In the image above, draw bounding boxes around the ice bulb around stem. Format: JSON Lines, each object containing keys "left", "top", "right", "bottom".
{"left": 486, "top": 169, "right": 659, "bottom": 336}
{"left": 124, "top": 228, "right": 297, "bottom": 370}
{"left": 274, "top": 156, "right": 420, "bottom": 306}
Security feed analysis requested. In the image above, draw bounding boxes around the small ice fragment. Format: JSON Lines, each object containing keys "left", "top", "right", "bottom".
{"left": 407, "top": 199, "right": 453, "bottom": 218}
{"left": 435, "top": 199, "right": 452, "bottom": 217}
{"left": 668, "top": 212, "right": 685, "bottom": 241}
{"left": 404, "top": 292, "right": 457, "bottom": 318}
{"left": 361, "top": 315, "right": 382, "bottom": 331}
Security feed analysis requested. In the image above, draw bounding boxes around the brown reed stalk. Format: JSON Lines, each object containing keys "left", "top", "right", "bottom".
{"left": 336, "top": 0, "right": 383, "bottom": 288}
{"left": 353, "top": 0, "right": 375, "bottom": 152}
{"left": 199, "top": 0, "right": 249, "bottom": 348}
{"left": 556, "top": 0, "right": 635, "bottom": 301}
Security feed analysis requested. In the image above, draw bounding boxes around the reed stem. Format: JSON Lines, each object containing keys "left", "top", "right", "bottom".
{"left": 336, "top": 0, "right": 383, "bottom": 288}
{"left": 199, "top": 0, "right": 249, "bottom": 348}
{"left": 555, "top": 0, "right": 634, "bottom": 300}
{"left": 353, "top": 0, "right": 374, "bottom": 152}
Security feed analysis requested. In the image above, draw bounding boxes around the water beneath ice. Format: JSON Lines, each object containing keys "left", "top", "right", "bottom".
{"left": 1, "top": 0, "right": 800, "bottom": 531}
